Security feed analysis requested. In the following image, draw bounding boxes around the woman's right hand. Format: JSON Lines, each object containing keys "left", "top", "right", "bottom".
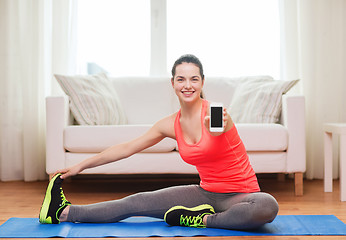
{"left": 53, "top": 165, "right": 82, "bottom": 179}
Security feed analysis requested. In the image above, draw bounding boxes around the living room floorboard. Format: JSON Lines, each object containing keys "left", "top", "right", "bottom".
{"left": 0, "top": 175, "right": 345, "bottom": 240}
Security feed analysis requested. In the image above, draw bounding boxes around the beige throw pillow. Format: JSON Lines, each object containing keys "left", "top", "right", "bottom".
{"left": 55, "top": 73, "right": 127, "bottom": 125}
{"left": 229, "top": 78, "right": 299, "bottom": 123}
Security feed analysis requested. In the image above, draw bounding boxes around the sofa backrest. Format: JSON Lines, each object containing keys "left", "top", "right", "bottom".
{"left": 203, "top": 77, "right": 239, "bottom": 105}
{"left": 110, "top": 76, "right": 276, "bottom": 124}
{"left": 110, "top": 77, "right": 176, "bottom": 124}
{"left": 110, "top": 76, "right": 242, "bottom": 124}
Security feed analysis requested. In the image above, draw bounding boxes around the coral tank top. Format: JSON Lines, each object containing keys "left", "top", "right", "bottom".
{"left": 174, "top": 99, "right": 260, "bottom": 193}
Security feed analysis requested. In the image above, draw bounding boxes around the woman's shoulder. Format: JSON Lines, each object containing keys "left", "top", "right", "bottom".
{"left": 153, "top": 112, "right": 178, "bottom": 139}
{"left": 159, "top": 112, "right": 178, "bottom": 124}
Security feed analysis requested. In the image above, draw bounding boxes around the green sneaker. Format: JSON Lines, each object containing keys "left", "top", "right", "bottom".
{"left": 39, "top": 174, "right": 71, "bottom": 224}
{"left": 164, "top": 204, "right": 215, "bottom": 228}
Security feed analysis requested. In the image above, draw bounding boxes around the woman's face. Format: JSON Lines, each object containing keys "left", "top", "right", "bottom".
{"left": 171, "top": 62, "right": 204, "bottom": 103}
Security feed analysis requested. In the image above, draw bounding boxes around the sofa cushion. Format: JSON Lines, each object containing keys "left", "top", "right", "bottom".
{"left": 236, "top": 124, "right": 288, "bottom": 151}
{"left": 229, "top": 78, "right": 299, "bottom": 123}
{"left": 248, "top": 152, "right": 287, "bottom": 173}
{"left": 64, "top": 124, "right": 287, "bottom": 153}
{"left": 64, "top": 125, "right": 176, "bottom": 153}
{"left": 203, "top": 76, "right": 273, "bottom": 106}
{"left": 55, "top": 73, "right": 127, "bottom": 125}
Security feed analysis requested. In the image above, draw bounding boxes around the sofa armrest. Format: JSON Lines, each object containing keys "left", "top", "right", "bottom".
{"left": 281, "top": 95, "right": 306, "bottom": 173}
{"left": 45, "top": 96, "right": 72, "bottom": 174}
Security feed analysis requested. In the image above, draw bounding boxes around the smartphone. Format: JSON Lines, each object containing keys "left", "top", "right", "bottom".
{"left": 209, "top": 102, "right": 224, "bottom": 132}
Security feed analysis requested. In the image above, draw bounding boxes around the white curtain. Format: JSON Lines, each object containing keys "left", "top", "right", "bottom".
{"left": 280, "top": 0, "right": 346, "bottom": 179}
{"left": 0, "top": 0, "right": 77, "bottom": 181}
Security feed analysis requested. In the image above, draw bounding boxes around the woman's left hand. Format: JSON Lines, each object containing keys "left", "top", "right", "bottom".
{"left": 204, "top": 107, "right": 231, "bottom": 136}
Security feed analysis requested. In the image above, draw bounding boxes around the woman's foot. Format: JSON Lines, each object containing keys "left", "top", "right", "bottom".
{"left": 164, "top": 204, "right": 215, "bottom": 228}
{"left": 39, "top": 174, "right": 71, "bottom": 224}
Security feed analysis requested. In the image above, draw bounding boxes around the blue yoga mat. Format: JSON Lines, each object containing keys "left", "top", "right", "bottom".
{"left": 0, "top": 215, "right": 345, "bottom": 238}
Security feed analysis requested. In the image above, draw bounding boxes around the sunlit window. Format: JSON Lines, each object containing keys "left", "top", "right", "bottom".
{"left": 77, "top": 0, "right": 280, "bottom": 78}
{"left": 76, "top": 0, "right": 150, "bottom": 76}
{"left": 167, "top": 0, "right": 280, "bottom": 78}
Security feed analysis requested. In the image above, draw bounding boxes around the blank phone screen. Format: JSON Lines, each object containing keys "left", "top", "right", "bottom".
{"left": 211, "top": 107, "right": 223, "bottom": 127}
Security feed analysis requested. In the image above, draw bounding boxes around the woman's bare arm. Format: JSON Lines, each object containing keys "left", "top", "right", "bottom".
{"left": 56, "top": 114, "right": 176, "bottom": 179}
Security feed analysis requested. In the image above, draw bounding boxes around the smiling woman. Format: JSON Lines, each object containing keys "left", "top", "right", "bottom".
{"left": 39, "top": 54, "right": 279, "bottom": 230}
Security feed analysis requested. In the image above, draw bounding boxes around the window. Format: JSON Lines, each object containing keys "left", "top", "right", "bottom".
{"left": 77, "top": 0, "right": 280, "bottom": 78}
{"left": 167, "top": 0, "right": 280, "bottom": 78}
{"left": 76, "top": 0, "right": 150, "bottom": 76}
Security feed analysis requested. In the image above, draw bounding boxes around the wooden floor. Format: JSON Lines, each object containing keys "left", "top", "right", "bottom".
{"left": 0, "top": 175, "right": 345, "bottom": 240}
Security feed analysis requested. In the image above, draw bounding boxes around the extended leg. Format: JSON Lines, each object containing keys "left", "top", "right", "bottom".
{"left": 67, "top": 184, "right": 211, "bottom": 223}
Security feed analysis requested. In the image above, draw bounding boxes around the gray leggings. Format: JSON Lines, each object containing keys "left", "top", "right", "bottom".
{"left": 67, "top": 184, "right": 279, "bottom": 230}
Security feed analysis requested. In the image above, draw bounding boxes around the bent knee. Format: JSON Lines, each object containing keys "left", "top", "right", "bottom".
{"left": 254, "top": 193, "right": 279, "bottom": 223}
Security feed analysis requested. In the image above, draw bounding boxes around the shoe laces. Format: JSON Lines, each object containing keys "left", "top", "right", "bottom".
{"left": 179, "top": 213, "right": 209, "bottom": 228}
{"left": 59, "top": 187, "right": 69, "bottom": 207}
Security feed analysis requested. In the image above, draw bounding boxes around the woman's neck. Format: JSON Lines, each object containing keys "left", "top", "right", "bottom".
{"left": 179, "top": 98, "right": 204, "bottom": 119}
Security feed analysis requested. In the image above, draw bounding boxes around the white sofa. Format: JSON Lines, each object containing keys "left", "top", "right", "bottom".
{"left": 46, "top": 76, "right": 306, "bottom": 195}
